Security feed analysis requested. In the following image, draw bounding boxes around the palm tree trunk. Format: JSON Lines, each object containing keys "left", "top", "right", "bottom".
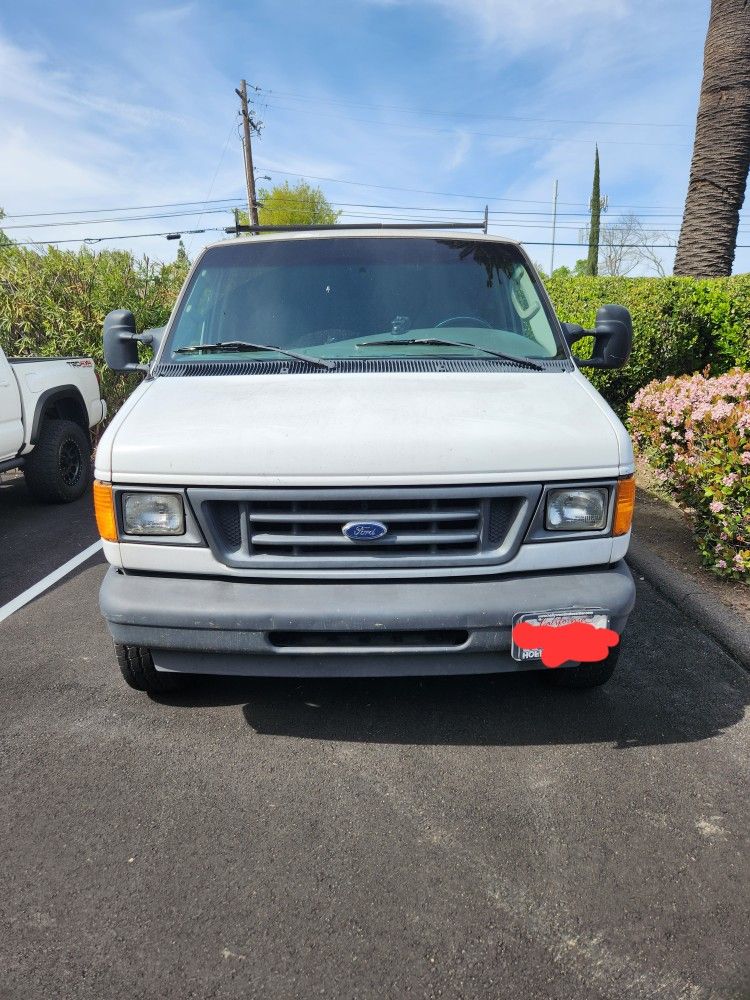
{"left": 674, "top": 0, "right": 750, "bottom": 277}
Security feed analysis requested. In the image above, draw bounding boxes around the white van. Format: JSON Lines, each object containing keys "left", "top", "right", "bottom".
{"left": 94, "top": 229, "right": 636, "bottom": 694}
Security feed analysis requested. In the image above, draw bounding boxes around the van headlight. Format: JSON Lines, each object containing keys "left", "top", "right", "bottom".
{"left": 122, "top": 492, "right": 185, "bottom": 535}
{"left": 545, "top": 488, "right": 608, "bottom": 531}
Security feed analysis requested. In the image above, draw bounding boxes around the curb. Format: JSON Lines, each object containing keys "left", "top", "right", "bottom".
{"left": 627, "top": 536, "right": 750, "bottom": 670}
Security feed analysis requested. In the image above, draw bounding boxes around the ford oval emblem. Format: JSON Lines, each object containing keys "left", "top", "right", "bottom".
{"left": 342, "top": 520, "right": 388, "bottom": 541}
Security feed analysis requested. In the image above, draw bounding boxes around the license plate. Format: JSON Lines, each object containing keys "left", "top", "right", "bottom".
{"left": 511, "top": 609, "right": 610, "bottom": 662}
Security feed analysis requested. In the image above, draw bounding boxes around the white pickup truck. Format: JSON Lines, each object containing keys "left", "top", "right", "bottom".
{"left": 95, "top": 227, "right": 637, "bottom": 695}
{"left": 0, "top": 347, "right": 106, "bottom": 502}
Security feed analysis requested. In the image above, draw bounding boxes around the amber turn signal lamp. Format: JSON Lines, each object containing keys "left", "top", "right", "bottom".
{"left": 613, "top": 475, "right": 636, "bottom": 537}
{"left": 93, "top": 481, "right": 118, "bottom": 542}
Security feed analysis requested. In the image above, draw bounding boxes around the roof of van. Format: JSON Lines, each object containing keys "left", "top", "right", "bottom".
{"left": 204, "top": 228, "right": 524, "bottom": 251}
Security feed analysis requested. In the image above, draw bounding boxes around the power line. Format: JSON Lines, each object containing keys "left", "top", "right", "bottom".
{"left": 1, "top": 198, "right": 244, "bottom": 220}
{"left": 220, "top": 197, "right": 749, "bottom": 227}
{"left": 255, "top": 166, "right": 696, "bottom": 212}
{"left": 1, "top": 207, "right": 237, "bottom": 230}
{"left": 5, "top": 189, "right": 566, "bottom": 219}
{"left": 5, "top": 192, "right": 696, "bottom": 219}
{"left": 5, "top": 185, "right": 747, "bottom": 237}
{"left": 0, "top": 227, "right": 227, "bottom": 249}
{"left": 4, "top": 179, "right": 727, "bottom": 218}
{"left": 192, "top": 124, "right": 236, "bottom": 238}
{"left": 262, "top": 101, "right": 691, "bottom": 149}
{"left": 2, "top": 199, "right": 745, "bottom": 238}
{"left": 5, "top": 197, "right": 705, "bottom": 226}
{"left": 203, "top": 194, "right": 694, "bottom": 219}
{"left": 0, "top": 191, "right": 705, "bottom": 231}
{"left": 3, "top": 226, "right": 745, "bottom": 251}
{"left": 5, "top": 209, "right": 709, "bottom": 234}
{"left": 255, "top": 87, "right": 690, "bottom": 130}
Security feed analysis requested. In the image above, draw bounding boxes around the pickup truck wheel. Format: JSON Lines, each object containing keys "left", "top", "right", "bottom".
{"left": 23, "top": 418, "right": 91, "bottom": 503}
{"left": 546, "top": 645, "right": 621, "bottom": 689}
{"left": 115, "top": 643, "right": 185, "bottom": 694}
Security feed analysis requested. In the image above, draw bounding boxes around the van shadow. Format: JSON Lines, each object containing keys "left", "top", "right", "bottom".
{"left": 157, "top": 639, "right": 750, "bottom": 750}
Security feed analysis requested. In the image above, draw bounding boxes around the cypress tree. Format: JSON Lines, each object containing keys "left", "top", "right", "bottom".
{"left": 587, "top": 146, "right": 601, "bottom": 276}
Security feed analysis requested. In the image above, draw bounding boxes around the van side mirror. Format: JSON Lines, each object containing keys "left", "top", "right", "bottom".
{"left": 562, "top": 304, "right": 632, "bottom": 369}
{"left": 103, "top": 310, "right": 153, "bottom": 373}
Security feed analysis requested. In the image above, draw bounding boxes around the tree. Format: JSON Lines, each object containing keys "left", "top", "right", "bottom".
{"left": 578, "top": 214, "right": 671, "bottom": 276}
{"left": 176, "top": 239, "right": 189, "bottom": 267}
{"left": 238, "top": 181, "right": 340, "bottom": 228}
{"left": 586, "top": 146, "right": 601, "bottom": 276}
{"left": 674, "top": 0, "right": 750, "bottom": 276}
{"left": 599, "top": 214, "right": 671, "bottom": 277}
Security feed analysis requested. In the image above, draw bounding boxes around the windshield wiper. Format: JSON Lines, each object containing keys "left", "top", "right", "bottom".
{"left": 356, "top": 338, "right": 545, "bottom": 371}
{"left": 174, "top": 341, "right": 335, "bottom": 370}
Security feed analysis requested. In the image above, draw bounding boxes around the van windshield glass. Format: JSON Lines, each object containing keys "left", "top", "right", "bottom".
{"left": 164, "top": 237, "right": 564, "bottom": 365}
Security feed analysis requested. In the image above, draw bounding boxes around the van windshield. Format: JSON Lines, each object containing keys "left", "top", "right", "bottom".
{"left": 164, "top": 237, "right": 564, "bottom": 365}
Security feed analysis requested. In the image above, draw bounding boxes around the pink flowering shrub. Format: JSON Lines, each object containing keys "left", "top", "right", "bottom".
{"left": 629, "top": 369, "right": 750, "bottom": 581}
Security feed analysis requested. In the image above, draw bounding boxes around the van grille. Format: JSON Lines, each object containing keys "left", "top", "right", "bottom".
{"left": 188, "top": 486, "right": 541, "bottom": 575}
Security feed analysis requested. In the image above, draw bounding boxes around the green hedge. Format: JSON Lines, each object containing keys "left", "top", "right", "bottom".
{"left": 545, "top": 274, "right": 750, "bottom": 414}
{"left": 0, "top": 245, "right": 188, "bottom": 418}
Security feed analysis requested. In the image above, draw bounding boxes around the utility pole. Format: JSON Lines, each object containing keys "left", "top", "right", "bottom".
{"left": 235, "top": 80, "right": 259, "bottom": 227}
{"left": 550, "top": 179, "right": 559, "bottom": 274}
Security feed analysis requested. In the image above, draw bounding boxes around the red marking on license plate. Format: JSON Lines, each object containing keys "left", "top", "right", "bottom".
{"left": 512, "top": 619, "right": 619, "bottom": 668}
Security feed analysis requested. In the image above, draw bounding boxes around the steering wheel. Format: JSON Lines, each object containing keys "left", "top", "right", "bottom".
{"left": 435, "top": 316, "right": 492, "bottom": 329}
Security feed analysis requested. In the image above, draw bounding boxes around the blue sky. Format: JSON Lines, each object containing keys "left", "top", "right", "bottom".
{"left": 1, "top": 0, "right": 740, "bottom": 274}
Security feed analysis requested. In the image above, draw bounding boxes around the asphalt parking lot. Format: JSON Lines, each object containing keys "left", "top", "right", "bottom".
{"left": 1, "top": 470, "right": 749, "bottom": 1000}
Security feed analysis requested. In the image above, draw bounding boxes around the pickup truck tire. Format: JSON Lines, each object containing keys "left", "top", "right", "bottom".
{"left": 115, "top": 643, "right": 186, "bottom": 694}
{"left": 23, "top": 418, "right": 91, "bottom": 503}
{"left": 546, "top": 645, "right": 621, "bottom": 689}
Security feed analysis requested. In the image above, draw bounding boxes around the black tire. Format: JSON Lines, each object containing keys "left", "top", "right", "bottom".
{"left": 115, "top": 643, "right": 186, "bottom": 695}
{"left": 546, "top": 645, "right": 621, "bottom": 689}
{"left": 23, "top": 418, "right": 91, "bottom": 503}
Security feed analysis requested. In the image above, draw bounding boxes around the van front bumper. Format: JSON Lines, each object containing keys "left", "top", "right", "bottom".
{"left": 99, "top": 561, "right": 636, "bottom": 677}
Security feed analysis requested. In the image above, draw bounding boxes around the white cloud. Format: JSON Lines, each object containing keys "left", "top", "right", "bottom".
{"left": 444, "top": 130, "right": 472, "bottom": 172}
{"left": 134, "top": 4, "right": 194, "bottom": 25}
{"left": 0, "top": 34, "right": 194, "bottom": 135}
{"left": 368, "top": 0, "right": 630, "bottom": 46}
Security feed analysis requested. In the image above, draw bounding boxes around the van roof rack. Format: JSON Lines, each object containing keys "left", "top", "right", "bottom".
{"left": 225, "top": 210, "right": 490, "bottom": 237}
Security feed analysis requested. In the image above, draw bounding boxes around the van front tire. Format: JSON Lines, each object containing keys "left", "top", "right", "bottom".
{"left": 24, "top": 418, "right": 91, "bottom": 503}
{"left": 546, "top": 645, "right": 621, "bottom": 689}
{"left": 115, "top": 643, "right": 185, "bottom": 695}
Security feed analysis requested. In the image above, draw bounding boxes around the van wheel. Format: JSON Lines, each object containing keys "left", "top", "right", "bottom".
{"left": 115, "top": 643, "right": 185, "bottom": 695}
{"left": 546, "top": 645, "right": 621, "bottom": 689}
{"left": 24, "top": 419, "right": 91, "bottom": 503}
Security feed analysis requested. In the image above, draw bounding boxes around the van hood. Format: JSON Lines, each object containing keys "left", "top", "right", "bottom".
{"left": 98, "top": 371, "right": 632, "bottom": 486}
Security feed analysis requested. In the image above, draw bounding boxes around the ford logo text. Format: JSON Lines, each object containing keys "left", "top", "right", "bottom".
{"left": 342, "top": 520, "right": 389, "bottom": 541}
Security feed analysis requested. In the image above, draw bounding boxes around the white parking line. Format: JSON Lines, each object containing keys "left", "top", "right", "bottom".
{"left": 0, "top": 540, "right": 103, "bottom": 624}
